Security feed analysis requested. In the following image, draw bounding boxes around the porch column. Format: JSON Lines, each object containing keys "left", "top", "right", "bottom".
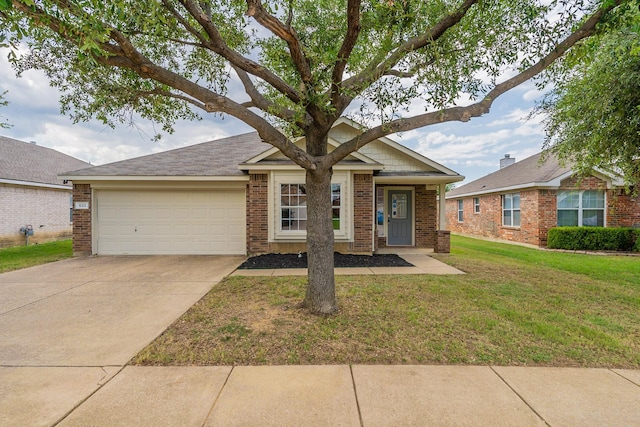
{"left": 438, "top": 183, "right": 447, "bottom": 230}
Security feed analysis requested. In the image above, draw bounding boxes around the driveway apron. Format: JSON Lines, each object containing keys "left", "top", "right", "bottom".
{"left": 0, "top": 255, "right": 244, "bottom": 426}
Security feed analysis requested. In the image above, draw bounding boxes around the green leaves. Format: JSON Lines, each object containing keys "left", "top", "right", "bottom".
{"left": 540, "top": 9, "right": 640, "bottom": 187}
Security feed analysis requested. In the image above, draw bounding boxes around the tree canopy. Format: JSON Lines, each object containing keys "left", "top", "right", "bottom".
{"left": 0, "top": 0, "right": 629, "bottom": 313}
{"left": 539, "top": 4, "right": 640, "bottom": 186}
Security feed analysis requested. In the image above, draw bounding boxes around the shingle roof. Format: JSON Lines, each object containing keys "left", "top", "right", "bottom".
{"left": 65, "top": 132, "right": 270, "bottom": 177}
{"left": 446, "top": 152, "right": 573, "bottom": 198}
{"left": 0, "top": 135, "right": 91, "bottom": 187}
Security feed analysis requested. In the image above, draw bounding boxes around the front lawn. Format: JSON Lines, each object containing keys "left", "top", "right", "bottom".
{"left": 133, "top": 236, "right": 640, "bottom": 367}
{"left": 0, "top": 240, "right": 73, "bottom": 273}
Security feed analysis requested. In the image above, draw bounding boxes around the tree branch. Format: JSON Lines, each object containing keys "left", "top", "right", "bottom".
{"left": 245, "top": 0, "right": 312, "bottom": 87}
{"left": 323, "top": 1, "right": 620, "bottom": 168}
{"left": 331, "top": 0, "right": 361, "bottom": 88}
{"left": 335, "top": 0, "right": 479, "bottom": 114}
{"left": 177, "top": 0, "right": 303, "bottom": 104}
{"left": 232, "top": 64, "right": 309, "bottom": 127}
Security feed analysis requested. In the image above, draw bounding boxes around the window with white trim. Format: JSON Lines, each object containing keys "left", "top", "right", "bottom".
{"left": 280, "top": 184, "right": 307, "bottom": 231}
{"left": 457, "top": 199, "right": 464, "bottom": 222}
{"left": 502, "top": 193, "right": 520, "bottom": 227}
{"left": 279, "top": 183, "right": 342, "bottom": 232}
{"left": 557, "top": 190, "right": 605, "bottom": 227}
{"left": 473, "top": 197, "right": 480, "bottom": 214}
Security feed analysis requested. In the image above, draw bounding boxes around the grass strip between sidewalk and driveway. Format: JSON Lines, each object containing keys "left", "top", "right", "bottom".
{"left": 133, "top": 235, "right": 640, "bottom": 368}
{"left": 0, "top": 240, "right": 72, "bottom": 273}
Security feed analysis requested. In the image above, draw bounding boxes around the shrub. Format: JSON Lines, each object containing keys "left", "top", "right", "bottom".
{"left": 547, "top": 227, "right": 636, "bottom": 252}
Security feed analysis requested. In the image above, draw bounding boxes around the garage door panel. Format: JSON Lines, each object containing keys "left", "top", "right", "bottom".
{"left": 96, "top": 190, "right": 246, "bottom": 255}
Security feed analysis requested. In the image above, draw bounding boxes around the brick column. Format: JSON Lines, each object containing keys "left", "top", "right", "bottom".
{"left": 246, "top": 174, "right": 269, "bottom": 254}
{"left": 352, "top": 174, "right": 373, "bottom": 253}
{"left": 435, "top": 230, "right": 451, "bottom": 253}
{"left": 415, "top": 186, "right": 437, "bottom": 248}
{"left": 72, "top": 183, "right": 92, "bottom": 256}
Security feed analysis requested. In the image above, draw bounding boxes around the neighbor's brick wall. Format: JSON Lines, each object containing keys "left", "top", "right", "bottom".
{"left": 446, "top": 174, "right": 640, "bottom": 247}
{"left": 607, "top": 189, "right": 640, "bottom": 228}
{"left": 72, "top": 184, "right": 92, "bottom": 255}
{"left": 246, "top": 173, "right": 269, "bottom": 254}
{"left": 1, "top": 183, "right": 73, "bottom": 248}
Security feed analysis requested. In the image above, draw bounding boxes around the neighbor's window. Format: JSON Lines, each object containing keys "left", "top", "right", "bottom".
{"left": 280, "top": 183, "right": 342, "bottom": 231}
{"left": 502, "top": 193, "right": 521, "bottom": 227}
{"left": 473, "top": 197, "right": 480, "bottom": 214}
{"left": 557, "top": 190, "right": 605, "bottom": 227}
{"left": 457, "top": 199, "right": 464, "bottom": 222}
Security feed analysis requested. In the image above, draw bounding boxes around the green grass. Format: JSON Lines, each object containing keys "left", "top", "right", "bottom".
{"left": 133, "top": 235, "right": 640, "bottom": 367}
{"left": 0, "top": 240, "right": 73, "bottom": 273}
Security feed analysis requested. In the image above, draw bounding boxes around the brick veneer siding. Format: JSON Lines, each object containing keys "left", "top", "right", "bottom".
{"left": 351, "top": 174, "right": 374, "bottom": 253}
{"left": 0, "top": 183, "right": 73, "bottom": 248}
{"left": 446, "top": 174, "right": 640, "bottom": 247}
{"left": 416, "top": 186, "right": 437, "bottom": 248}
{"left": 72, "top": 183, "right": 92, "bottom": 255}
{"left": 246, "top": 173, "right": 269, "bottom": 254}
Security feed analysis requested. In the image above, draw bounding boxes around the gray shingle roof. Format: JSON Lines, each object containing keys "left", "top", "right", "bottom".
{"left": 0, "top": 135, "right": 91, "bottom": 187}
{"left": 65, "top": 132, "right": 270, "bottom": 177}
{"left": 446, "top": 152, "right": 573, "bottom": 198}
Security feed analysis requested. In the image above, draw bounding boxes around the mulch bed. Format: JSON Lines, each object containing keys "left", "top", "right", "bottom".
{"left": 238, "top": 252, "right": 414, "bottom": 269}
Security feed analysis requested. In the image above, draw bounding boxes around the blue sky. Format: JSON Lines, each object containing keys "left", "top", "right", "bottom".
{"left": 0, "top": 49, "right": 547, "bottom": 184}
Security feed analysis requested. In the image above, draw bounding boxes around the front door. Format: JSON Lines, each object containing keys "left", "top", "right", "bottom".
{"left": 387, "top": 189, "right": 413, "bottom": 246}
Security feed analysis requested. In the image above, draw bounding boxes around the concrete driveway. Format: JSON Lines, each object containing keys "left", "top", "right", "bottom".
{"left": 0, "top": 255, "right": 244, "bottom": 426}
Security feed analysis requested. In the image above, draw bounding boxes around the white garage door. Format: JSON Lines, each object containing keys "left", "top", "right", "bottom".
{"left": 96, "top": 189, "right": 246, "bottom": 255}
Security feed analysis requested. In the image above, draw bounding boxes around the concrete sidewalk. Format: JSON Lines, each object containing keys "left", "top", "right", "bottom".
{"left": 19, "top": 365, "right": 639, "bottom": 426}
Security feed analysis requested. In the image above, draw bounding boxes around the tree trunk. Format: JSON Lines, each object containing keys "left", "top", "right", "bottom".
{"left": 303, "top": 130, "right": 337, "bottom": 315}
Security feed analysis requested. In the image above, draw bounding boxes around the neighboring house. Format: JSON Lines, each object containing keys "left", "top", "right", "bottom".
{"left": 62, "top": 118, "right": 463, "bottom": 256}
{"left": 0, "top": 136, "right": 91, "bottom": 247}
{"left": 445, "top": 152, "right": 640, "bottom": 247}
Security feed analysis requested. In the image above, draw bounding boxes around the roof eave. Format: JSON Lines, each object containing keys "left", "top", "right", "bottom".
{"left": 60, "top": 175, "right": 249, "bottom": 182}
{"left": 0, "top": 177, "right": 71, "bottom": 190}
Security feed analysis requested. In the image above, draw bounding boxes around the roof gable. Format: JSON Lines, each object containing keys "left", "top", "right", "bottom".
{"left": 0, "top": 135, "right": 91, "bottom": 187}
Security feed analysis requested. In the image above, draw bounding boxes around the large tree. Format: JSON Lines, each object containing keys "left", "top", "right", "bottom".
{"left": 539, "top": 5, "right": 640, "bottom": 186}
{"left": 0, "top": 0, "right": 627, "bottom": 313}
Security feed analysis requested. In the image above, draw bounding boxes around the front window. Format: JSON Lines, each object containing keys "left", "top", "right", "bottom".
{"left": 280, "top": 184, "right": 307, "bottom": 231}
{"left": 473, "top": 197, "right": 480, "bottom": 214}
{"left": 557, "top": 190, "right": 605, "bottom": 227}
{"left": 457, "top": 199, "right": 464, "bottom": 222}
{"left": 502, "top": 193, "right": 521, "bottom": 227}
{"left": 280, "top": 183, "right": 342, "bottom": 232}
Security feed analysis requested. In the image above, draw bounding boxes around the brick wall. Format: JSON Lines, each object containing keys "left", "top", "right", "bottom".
{"left": 351, "top": 174, "right": 373, "bottom": 253}
{"left": 1, "top": 183, "right": 73, "bottom": 247}
{"left": 415, "top": 186, "right": 437, "bottom": 248}
{"left": 446, "top": 174, "right": 640, "bottom": 247}
{"left": 607, "top": 189, "right": 640, "bottom": 228}
{"left": 72, "top": 183, "right": 92, "bottom": 255}
{"left": 246, "top": 173, "right": 269, "bottom": 254}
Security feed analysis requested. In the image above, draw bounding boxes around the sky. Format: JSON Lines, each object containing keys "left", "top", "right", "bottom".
{"left": 0, "top": 48, "right": 548, "bottom": 185}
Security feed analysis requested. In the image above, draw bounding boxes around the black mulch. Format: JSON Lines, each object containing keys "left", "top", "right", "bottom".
{"left": 238, "top": 252, "right": 414, "bottom": 269}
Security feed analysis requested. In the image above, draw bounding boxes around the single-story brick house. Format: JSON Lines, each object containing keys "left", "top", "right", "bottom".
{"left": 0, "top": 135, "right": 91, "bottom": 247}
{"left": 445, "top": 152, "right": 640, "bottom": 247}
{"left": 62, "top": 119, "right": 464, "bottom": 256}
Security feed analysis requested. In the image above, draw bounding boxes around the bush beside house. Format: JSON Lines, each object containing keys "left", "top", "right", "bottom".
{"left": 547, "top": 227, "right": 638, "bottom": 252}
